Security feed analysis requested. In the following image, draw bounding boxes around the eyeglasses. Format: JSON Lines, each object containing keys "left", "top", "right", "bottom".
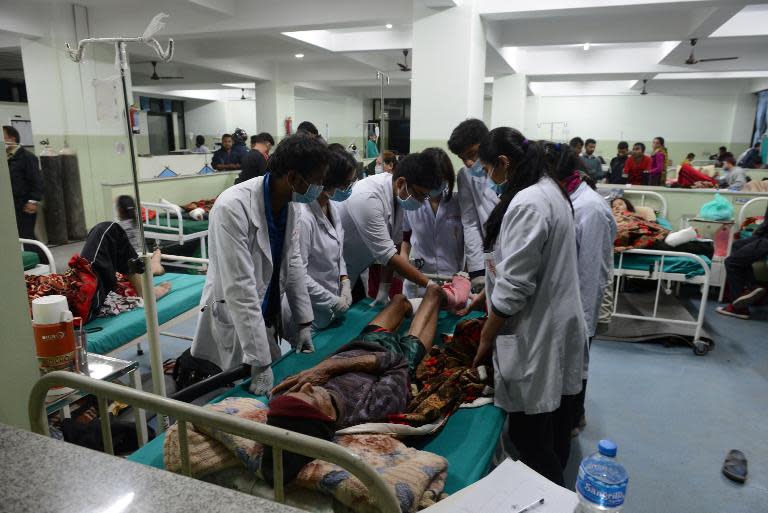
{"left": 406, "top": 184, "right": 429, "bottom": 202}
{"left": 326, "top": 178, "right": 357, "bottom": 197}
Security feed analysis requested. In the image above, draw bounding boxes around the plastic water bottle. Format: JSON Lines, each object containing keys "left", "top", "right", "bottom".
{"left": 713, "top": 225, "right": 730, "bottom": 257}
{"left": 575, "top": 440, "right": 629, "bottom": 512}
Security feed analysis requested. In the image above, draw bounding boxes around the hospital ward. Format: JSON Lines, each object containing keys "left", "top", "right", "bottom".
{"left": 4, "top": 1, "right": 768, "bottom": 512}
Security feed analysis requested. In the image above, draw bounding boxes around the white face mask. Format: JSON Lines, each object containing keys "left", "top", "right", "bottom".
{"left": 375, "top": 164, "right": 384, "bottom": 174}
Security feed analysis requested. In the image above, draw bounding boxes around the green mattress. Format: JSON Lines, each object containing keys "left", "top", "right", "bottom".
{"left": 128, "top": 302, "right": 505, "bottom": 494}
{"left": 145, "top": 218, "right": 209, "bottom": 235}
{"left": 86, "top": 273, "right": 205, "bottom": 355}
{"left": 21, "top": 251, "right": 40, "bottom": 271}
{"left": 614, "top": 252, "right": 711, "bottom": 278}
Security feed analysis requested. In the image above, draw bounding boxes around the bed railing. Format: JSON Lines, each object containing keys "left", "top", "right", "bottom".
{"left": 19, "top": 238, "right": 56, "bottom": 274}
{"left": 738, "top": 196, "right": 768, "bottom": 227}
{"left": 613, "top": 248, "right": 711, "bottom": 354}
{"left": 29, "top": 372, "right": 401, "bottom": 513}
{"left": 599, "top": 187, "right": 668, "bottom": 218}
{"left": 142, "top": 200, "right": 185, "bottom": 244}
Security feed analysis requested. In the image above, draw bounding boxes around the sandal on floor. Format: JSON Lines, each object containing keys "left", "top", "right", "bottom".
{"left": 722, "top": 449, "right": 748, "bottom": 484}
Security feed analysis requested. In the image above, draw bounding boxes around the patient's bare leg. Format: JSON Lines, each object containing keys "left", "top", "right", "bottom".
{"left": 367, "top": 294, "right": 412, "bottom": 332}
{"left": 407, "top": 284, "right": 442, "bottom": 353}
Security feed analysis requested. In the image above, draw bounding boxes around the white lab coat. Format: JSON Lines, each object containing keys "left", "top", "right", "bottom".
{"left": 281, "top": 200, "right": 347, "bottom": 337}
{"left": 337, "top": 172, "right": 403, "bottom": 286}
{"left": 191, "top": 176, "right": 313, "bottom": 370}
{"left": 487, "top": 177, "right": 587, "bottom": 415}
{"left": 402, "top": 192, "right": 464, "bottom": 297}
{"left": 457, "top": 167, "right": 499, "bottom": 274}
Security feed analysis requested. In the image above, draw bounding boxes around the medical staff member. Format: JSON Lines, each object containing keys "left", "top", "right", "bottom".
{"left": 401, "top": 148, "right": 464, "bottom": 298}
{"left": 472, "top": 127, "right": 586, "bottom": 486}
{"left": 338, "top": 152, "right": 444, "bottom": 305}
{"left": 448, "top": 119, "right": 498, "bottom": 292}
{"left": 550, "top": 146, "right": 617, "bottom": 435}
{"left": 281, "top": 144, "right": 357, "bottom": 343}
{"left": 192, "top": 134, "right": 329, "bottom": 395}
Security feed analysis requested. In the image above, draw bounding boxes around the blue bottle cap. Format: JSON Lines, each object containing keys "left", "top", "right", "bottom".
{"left": 598, "top": 439, "right": 618, "bottom": 457}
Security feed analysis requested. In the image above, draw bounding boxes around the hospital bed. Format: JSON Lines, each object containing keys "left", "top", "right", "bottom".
{"left": 142, "top": 200, "right": 209, "bottom": 270}
{"left": 86, "top": 254, "right": 206, "bottom": 356}
{"left": 20, "top": 238, "right": 56, "bottom": 276}
{"left": 600, "top": 188, "right": 714, "bottom": 355}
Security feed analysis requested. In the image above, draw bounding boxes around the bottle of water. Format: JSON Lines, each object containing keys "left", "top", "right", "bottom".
{"left": 575, "top": 440, "right": 629, "bottom": 512}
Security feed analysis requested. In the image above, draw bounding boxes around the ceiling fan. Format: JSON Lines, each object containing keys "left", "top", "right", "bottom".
{"left": 685, "top": 38, "right": 738, "bottom": 65}
{"left": 640, "top": 79, "right": 648, "bottom": 96}
{"left": 240, "top": 88, "right": 256, "bottom": 101}
{"left": 397, "top": 49, "right": 411, "bottom": 72}
{"left": 147, "top": 60, "right": 184, "bottom": 80}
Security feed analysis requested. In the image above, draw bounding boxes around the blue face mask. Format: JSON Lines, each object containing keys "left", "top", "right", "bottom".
{"left": 468, "top": 160, "right": 485, "bottom": 178}
{"left": 292, "top": 176, "right": 324, "bottom": 204}
{"left": 487, "top": 166, "right": 508, "bottom": 196}
{"left": 330, "top": 184, "right": 353, "bottom": 202}
{"left": 429, "top": 181, "right": 448, "bottom": 198}
{"left": 397, "top": 184, "right": 424, "bottom": 211}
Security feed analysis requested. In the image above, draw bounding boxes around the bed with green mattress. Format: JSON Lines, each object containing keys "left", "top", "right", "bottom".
{"left": 21, "top": 251, "right": 40, "bottom": 271}
{"left": 614, "top": 252, "right": 711, "bottom": 278}
{"left": 127, "top": 301, "right": 505, "bottom": 495}
{"left": 144, "top": 218, "right": 209, "bottom": 235}
{"left": 86, "top": 272, "right": 205, "bottom": 355}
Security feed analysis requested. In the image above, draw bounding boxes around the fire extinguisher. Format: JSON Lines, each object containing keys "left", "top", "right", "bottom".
{"left": 284, "top": 116, "right": 292, "bottom": 136}
{"left": 129, "top": 104, "right": 140, "bottom": 134}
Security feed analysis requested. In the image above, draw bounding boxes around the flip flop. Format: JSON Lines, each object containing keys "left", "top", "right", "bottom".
{"left": 722, "top": 449, "right": 748, "bottom": 484}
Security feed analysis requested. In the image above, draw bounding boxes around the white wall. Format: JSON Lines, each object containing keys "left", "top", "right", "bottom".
{"left": 295, "top": 95, "right": 364, "bottom": 144}
{"left": 0, "top": 102, "right": 30, "bottom": 125}
{"left": 185, "top": 99, "right": 257, "bottom": 139}
{"left": 482, "top": 98, "right": 492, "bottom": 127}
{"left": 523, "top": 93, "right": 757, "bottom": 157}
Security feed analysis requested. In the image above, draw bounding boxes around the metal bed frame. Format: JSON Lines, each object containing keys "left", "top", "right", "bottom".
{"left": 29, "top": 371, "right": 401, "bottom": 513}
{"left": 142, "top": 200, "right": 208, "bottom": 270}
{"left": 20, "top": 238, "right": 57, "bottom": 276}
{"left": 738, "top": 196, "right": 768, "bottom": 228}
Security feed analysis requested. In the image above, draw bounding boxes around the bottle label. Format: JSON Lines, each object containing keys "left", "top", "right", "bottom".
{"left": 576, "top": 465, "right": 628, "bottom": 508}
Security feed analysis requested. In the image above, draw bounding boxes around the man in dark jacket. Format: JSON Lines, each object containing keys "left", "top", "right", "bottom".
{"left": 4, "top": 125, "right": 43, "bottom": 247}
{"left": 235, "top": 132, "right": 274, "bottom": 184}
{"left": 607, "top": 141, "right": 629, "bottom": 184}
{"left": 717, "top": 203, "right": 768, "bottom": 320}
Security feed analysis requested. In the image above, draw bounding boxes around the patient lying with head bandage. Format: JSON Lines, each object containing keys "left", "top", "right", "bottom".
{"left": 262, "top": 284, "right": 446, "bottom": 485}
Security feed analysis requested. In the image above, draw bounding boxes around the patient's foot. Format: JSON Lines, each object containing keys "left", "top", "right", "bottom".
{"left": 151, "top": 249, "right": 165, "bottom": 276}
{"left": 154, "top": 281, "right": 172, "bottom": 300}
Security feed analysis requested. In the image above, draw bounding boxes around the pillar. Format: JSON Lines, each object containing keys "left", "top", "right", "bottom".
{"left": 20, "top": 3, "right": 134, "bottom": 228}
{"left": 0, "top": 143, "right": 41, "bottom": 430}
{"left": 410, "top": 0, "right": 486, "bottom": 153}
{"left": 491, "top": 74, "right": 528, "bottom": 130}
{"left": 256, "top": 80, "right": 295, "bottom": 140}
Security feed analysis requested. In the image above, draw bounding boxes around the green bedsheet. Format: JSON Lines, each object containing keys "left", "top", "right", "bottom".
{"left": 21, "top": 251, "right": 40, "bottom": 271}
{"left": 145, "top": 218, "right": 209, "bottom": 235}
{"left": 614, "top": 252, "right": 711, "bottom": 278}
{"left": 86, "top": 273, "right": 205, "bottom": 355}
{"left": 128, "top": 302, "right": 505, "bottom": 494}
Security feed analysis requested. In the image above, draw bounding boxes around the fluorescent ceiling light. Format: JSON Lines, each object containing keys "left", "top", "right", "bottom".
{"left": 295, "top": 53, "right": 304, "bottom": 59}
{"left": 221, "top": 82, "right": 255, "bottom": 89}
{"left": 484, "top": 77, "right": 494, "bottom": 83}
{"left": 386, "top": 23, "right": 393, "bottom": 29}
{"left": 654, "top": 71, "right": 768, "bottom": 80}
{"left": 583, "top": 42, "right": 590, "bottom": 51}
{"left": 529, "top": 80, "right": 636, "bottom": 96}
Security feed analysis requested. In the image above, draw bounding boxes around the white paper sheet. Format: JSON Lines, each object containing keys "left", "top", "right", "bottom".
{"left": 424, "top": 459, "right": 579, "bottom": 513}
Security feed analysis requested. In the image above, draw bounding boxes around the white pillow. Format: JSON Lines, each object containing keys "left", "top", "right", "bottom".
{"left": 635, "top": 205, "right": 657, "bottom": 222}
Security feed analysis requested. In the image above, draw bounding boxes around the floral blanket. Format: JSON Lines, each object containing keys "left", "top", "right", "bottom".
{"left": 164, "top": 397, "right": 448, "bottom": 513}
{"left": 613, "top": 212, "right": 670, "bottom": 252}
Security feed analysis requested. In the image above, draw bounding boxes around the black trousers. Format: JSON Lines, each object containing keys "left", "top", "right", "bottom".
{"left": 16, "top": 208, "right": 44, "bottom": 258}
{"left": 573, "top": 337, "right": 594, "bottom": 429}
{"left": 507, "top": 395, "right": 576, "bottom": 486}
{"left": 725, "top": 237, "right": 768, "bottom": 300}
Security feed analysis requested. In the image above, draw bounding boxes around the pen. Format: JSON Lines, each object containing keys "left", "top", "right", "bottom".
{"left": 513, "top": 497, "right": 544, "bottom": 513}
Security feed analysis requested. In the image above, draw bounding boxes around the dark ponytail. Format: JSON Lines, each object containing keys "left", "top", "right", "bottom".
{"left": 481, "top": 128, "right": 571, "bottom": 251}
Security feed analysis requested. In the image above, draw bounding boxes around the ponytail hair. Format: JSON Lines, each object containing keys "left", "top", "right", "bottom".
{"left": 116, "top": 195, "right": 137, "bottom": 224}
{"left": 481, "top": 128, "right": 572, "bottom": 251}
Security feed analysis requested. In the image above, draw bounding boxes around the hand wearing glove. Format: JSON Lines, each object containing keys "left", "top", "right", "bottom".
{"left": 295, "top": 325, "right": 315, "bottom": 353}
{"left": 248, "top": 365, "right": 274, "bottom": 395}
{"left": 470, "top": 275, "right": 485, "bottom": 294}
{"left": 333, "top": 295, "right": 350, "bottom": 316}
{"left": 340, "top": 277, "right": 353, "bottom": 307}
{"left": 370, "top": 282, "right": 391, "bottom": 308}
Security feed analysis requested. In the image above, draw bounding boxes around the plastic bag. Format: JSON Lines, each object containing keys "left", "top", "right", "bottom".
{"left": 698, "top": 193, "right": 734, "bottom": 221}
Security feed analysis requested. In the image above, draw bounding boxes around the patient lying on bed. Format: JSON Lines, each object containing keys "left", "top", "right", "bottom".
{"left": 262, "top": 285, "right": 445, "bottom": 484}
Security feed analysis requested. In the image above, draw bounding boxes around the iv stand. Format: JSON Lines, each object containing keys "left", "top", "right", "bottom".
{"left": 376, "top": 70, "right": 390, "bottom": 152}
{"left": 65, "top": 24, "right": 174, "bottom": 429}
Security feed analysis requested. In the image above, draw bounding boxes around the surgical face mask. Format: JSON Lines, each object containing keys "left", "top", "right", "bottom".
{"left": 397, "top": 183, "right": 424, "bottom": 211}
{"left": 374, "top": 164, "right": 384, "bottom": 174}
{"left": 468, "top": 160, "right": 485, "bottom": 178}
{"left": 487, "top": 165, "right": 508, "bottom": 196}
{"left": 292, "top": 176, "right": 324, "bottom": 204}
{"left": 430, "top": 181, "right": 448, "bottom": 198}
{"left": 330, "top": 184, "right": 353, "bottom": 202}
